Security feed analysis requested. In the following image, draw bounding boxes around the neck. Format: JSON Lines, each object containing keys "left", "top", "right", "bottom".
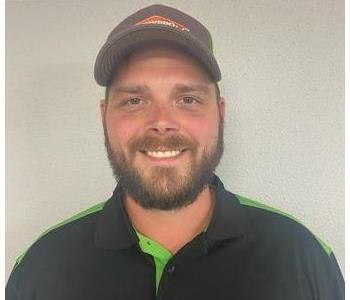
{"left": 124, "top": 187, "right": 215, "bottom": 254}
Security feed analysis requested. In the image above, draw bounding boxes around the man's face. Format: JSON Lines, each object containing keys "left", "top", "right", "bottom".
{"left": 101, "top": 44, "right": 225, "bottom": 210}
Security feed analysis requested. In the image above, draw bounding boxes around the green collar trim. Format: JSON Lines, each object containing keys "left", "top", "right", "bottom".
{"left": 135, "top": 230, "right": 173, "bottom": 261}
{"left": 135, "top": 229, "right": 173, "bottom": 293}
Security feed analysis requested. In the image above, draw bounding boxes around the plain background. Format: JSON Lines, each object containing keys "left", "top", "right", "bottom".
{"left": 6, "top": 0, "right": 344, "bottom": 279}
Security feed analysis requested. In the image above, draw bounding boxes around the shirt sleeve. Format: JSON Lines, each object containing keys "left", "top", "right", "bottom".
{"left": 6, "top": 264, "right": 21, "bottom": 300}
{"left": 307, "top": 250, "right": 344, "bottom": 300}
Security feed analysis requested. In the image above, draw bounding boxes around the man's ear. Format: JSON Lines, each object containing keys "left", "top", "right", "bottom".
{"left": 100, "top": 99, "right": 107, "bottom": 121}
{"left": 218, "top": 97, "right": 226, "bottom": 121}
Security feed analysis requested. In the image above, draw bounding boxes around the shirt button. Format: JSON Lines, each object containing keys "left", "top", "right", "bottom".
{"left": 167, "top": 265, "right": 175, "bottom": 274}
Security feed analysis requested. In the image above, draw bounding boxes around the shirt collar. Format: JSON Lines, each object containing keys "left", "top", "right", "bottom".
{"left": 95, "top": 174, "right": 250, "bottom": 250}
{"left": 205, "top": 175, "right": 250, "bottom": 245}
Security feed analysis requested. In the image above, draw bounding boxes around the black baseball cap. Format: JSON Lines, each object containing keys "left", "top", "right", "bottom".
{"left": 94, "top": 4, "right": 221, "bottom": 86}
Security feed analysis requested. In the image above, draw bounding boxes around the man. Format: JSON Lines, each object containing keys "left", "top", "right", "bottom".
{"left": 6, "top": 4, "right": 344, "bottom": 300}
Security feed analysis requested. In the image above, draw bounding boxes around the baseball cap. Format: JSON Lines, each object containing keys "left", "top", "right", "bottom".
{"left": 94, "top": 4, "right": 221, "bottom": 86}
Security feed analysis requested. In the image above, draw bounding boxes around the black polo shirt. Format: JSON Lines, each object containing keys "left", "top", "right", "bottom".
{"left": 6, "top": 175, "right": 344, "bottom": 300}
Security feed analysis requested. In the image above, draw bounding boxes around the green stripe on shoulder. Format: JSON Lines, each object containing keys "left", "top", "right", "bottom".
{"left": 15, "top": 201, "right": 106, "bottom": 267}
{"left": 235, "top": 194, "right": 332, "bottom": 256}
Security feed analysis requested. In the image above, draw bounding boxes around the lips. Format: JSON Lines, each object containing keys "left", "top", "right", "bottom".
{"left": 146, "top": 150, "right": 182, "bottom": 158}
{"left": 130, "top": 135, "right": 197, "bottom": 161}
{"left": 139, "top": 148, "right": 187, "bottom": 158}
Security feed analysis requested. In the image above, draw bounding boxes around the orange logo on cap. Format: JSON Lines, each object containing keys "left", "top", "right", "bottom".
{"left": 136, "top": 16, "right": 190, "bottom": 32}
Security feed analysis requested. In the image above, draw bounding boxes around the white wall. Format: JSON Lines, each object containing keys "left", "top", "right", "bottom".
{"left": 6, "top": 0, "right": 344, "bottom": 279}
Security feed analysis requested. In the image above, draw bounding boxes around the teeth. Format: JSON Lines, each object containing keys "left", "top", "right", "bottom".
{"left": 146, "top": 150, "right": 181, "bottom": 158}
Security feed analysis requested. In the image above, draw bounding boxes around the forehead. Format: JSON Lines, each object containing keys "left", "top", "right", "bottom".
{"left": 110, "top": 42, "right": 213, "bottom": 86}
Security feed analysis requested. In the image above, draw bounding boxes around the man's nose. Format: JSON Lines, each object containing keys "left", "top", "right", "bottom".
{"left": 146, "top": 103, "right": 180, "bottom": 134}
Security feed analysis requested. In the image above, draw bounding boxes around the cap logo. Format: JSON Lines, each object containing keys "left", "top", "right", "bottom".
{"left": 136, "top": 15, "right": 190, "bottom": 32}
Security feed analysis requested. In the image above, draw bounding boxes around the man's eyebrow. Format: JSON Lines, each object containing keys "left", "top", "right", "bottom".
{"left": 173, "top": 83, "right": 210, "bottom": 94}
{"left": 112, "top": 83, "right": 210, "bottom": 95}
{"left": 114, "top": 84, "right": 150, "bottom": 94}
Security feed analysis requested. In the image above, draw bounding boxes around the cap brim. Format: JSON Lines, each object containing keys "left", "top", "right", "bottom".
{"left": 94, "top": 25, "right": 221, "bottom": 86}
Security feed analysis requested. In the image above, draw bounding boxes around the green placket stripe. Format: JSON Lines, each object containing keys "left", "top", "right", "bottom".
{"left": 135, "top": 230, "right": 173, "bottom": 293}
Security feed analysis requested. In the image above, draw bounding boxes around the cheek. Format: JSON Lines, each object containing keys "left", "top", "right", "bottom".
{"left": 182, "top": 115, "right": 220, "bottom": 145}
{"left": 105, "top": 115, "right": 142, "bottom": 149}
{"left": 105, "top": 107, "right": 220, "bottom": 149}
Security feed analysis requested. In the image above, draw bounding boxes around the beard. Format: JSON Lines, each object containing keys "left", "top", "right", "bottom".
{"left": 103, "top": 117, "right": 224, "bottom": 211}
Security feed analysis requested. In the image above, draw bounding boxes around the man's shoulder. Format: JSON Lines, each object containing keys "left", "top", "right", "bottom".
{"left": 13, "top": 201, "right": 107, "bottom": 272}
{"left": 232, "top": 193, "right": 332, "bottom": 257}
{"left": 224, "top": 192, "right": 344, "bottom": 299}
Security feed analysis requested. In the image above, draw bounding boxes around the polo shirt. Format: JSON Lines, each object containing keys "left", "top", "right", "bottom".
{"left": 6, "top": 175, "right": 344, "bottom": 300}
{"left": 135, "top": 230, "right": 173, "bottom": 292}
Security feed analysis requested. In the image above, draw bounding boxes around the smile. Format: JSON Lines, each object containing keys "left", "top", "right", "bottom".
{"left": 146, "top": 150, "right": 182, "bottom": 158}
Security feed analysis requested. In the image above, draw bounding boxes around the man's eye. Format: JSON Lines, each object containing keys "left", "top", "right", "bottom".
{"left": 181, "top": 96, "right": 197, "bottom": 104}
{"left": 126, "top": 98, "right": 143, "bottom": 105}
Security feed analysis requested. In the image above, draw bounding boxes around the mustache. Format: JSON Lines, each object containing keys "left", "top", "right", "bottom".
{"left": 128, "top": 134, "right": 198, "bottom": 153}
